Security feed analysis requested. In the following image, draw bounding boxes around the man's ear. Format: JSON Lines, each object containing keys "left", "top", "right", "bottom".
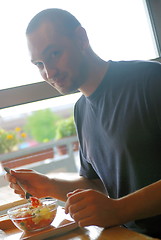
{"left": 75, "top": 26, "right": 89, "bottom": 51}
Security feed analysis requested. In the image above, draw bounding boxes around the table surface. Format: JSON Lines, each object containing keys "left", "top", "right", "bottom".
{"left": 2, "top": 226, "right": 160, "bottom": 240}
{"left": 2, "top": 223, "right": 160, "bottom": 240}
{"left": 0, "top": 206, "right": 160, "bottom": 240}
{"left": 48, "top": 225, "right": 160, "bottom": 240}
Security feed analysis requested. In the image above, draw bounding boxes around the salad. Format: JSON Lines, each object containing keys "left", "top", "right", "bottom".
{"left": 8, "top": 197, "right": 57, "bottom": 232}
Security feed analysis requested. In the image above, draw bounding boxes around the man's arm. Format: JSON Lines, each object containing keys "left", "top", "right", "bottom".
{"left": 65, "top": 179, "right": 161, "bottom": 228}
{"left": 6, "top": 169, "right": 105, "bottom": 202}
{"left": 118, "top": 179, "right": 161, "bottom": 223}
{"left": 48, "top": 176, "right": 106, "bottom": 201}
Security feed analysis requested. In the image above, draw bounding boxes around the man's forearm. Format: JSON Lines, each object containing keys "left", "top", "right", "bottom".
{"left": 118, "top": 180, "right": 161, "bottom": 224}
{"left": 48, "top": 176, "right": 106, "bottom": 201}
{"left": 64, "top": 179, "right": 161, "bottom": 229}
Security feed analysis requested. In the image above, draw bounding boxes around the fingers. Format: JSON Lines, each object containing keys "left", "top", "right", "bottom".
{"left": 10, "top": 169, "right": 34, "bottom": 178}
{"left": 4, "top": 168, "right": 51, "bottom": 199}
{"left": 66, "top": 196, "right": 85, "bottom": 216}
{"left": 5, "top": 169, "right": 29, "bottom": 188}
{"left": 10, "top": 181, "right": 25, "bottom": 193}
{"left": 5, "top": 169, "right": 34, "bottom": 198}
{"left": 5, "top": 172, "right": 17, "bottom": 184}
{"left": 65, "top": 189, "right": 110, "bottom": 228}
{"left": 9, "top": 182, "right": 26, "bottom": 198}
{"left": 5, "top": 169, "right": 33, "bottom": 184}
{"left": 73, "top": 214, "right": 94, "bottom": 227}
{"left": 67, "top": 189, "right": 84, "bottom": 198}
{"left": 65, "top": 193, "right": 94, "bottom": 227}
{"left": 65, "top": 189, "right": 84, "bottom": 214}
{"left": 10, "top": 169, "right": 36, "bottom": 186}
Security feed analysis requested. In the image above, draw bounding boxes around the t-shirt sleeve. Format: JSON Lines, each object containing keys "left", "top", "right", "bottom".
{"left": 79, "top": 150, "right": 99, "bottom": 179}
{"left": 74, "top": 98, "right": 99, "bottom": 179}
{"left": 79, "top": 149, "right": 99, "bottom": 179}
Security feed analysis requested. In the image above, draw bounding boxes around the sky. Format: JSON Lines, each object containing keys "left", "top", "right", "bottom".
{"left": 0, "top": 0, "right": 158, "bottom": 91}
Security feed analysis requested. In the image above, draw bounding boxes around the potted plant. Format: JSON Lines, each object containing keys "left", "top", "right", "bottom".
{"left": 55, "top": 116, "right": 79, "bottom": 155}
{"left": 0, "top": 127, "right": 27, "bottom": 154}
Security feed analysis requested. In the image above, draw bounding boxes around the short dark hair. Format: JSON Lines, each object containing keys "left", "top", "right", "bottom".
{"left": 26, "top": 8, "right": 81, "bottom": 36}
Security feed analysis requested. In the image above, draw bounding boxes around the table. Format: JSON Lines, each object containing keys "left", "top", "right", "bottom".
{"left": 1, "top": 221, "right": 159, "bottom": 240}
{"left": 49, "top": 225, "right": 160, "bottom": 240}
{"left": 0, "top": 207, "right": 159, "bottom": 240}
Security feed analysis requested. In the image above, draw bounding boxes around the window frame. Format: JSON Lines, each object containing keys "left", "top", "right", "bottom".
{"left": 0, "top": 0, "right": 161, "bottom": 109}
{"left": 0, "top": 81, "right": 61, "bottom": 109}
{"left": 145, "top": 0, "right": 161, "bottom": 56}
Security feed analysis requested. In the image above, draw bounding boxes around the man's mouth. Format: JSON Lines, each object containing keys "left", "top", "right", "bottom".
{"left": 48, "top": 75, "right": 66, "bottom": 88}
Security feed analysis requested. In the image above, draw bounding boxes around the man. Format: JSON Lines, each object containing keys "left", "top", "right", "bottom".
{"left": 6, "top": 8, "right": 161, "bottom": 237}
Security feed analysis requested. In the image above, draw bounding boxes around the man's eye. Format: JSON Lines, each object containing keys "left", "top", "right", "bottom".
{"left": 35, "top": 62, "right": 44, "bottom": 69}
{"left": 51, "top": 51, "right": 60, "bottom": 57}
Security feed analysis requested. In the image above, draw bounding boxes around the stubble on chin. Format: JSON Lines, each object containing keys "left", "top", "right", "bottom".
{"left": 51, "top": 82, "right": 77, "bottom": 95}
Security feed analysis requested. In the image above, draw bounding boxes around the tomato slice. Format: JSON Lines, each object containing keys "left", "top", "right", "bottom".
{"left": 30, "top": 196, "right": 42, "bottom": 207}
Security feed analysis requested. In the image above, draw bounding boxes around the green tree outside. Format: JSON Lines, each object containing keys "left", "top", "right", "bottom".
{"left": 25, "top": 109, "right": 60, "bottom": 143}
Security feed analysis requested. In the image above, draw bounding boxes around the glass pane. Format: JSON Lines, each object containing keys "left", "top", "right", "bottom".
{"left": 0, "top": 93, "right": 81, "bottom": 208}
{"left": 0, "top": 93, "right": 81, "bottom": 153}
{"left": 0, "top": 0, "right": 158, "bottom": 90}
{"left": 0, "top": 0, "right": 159, "bottom": 207}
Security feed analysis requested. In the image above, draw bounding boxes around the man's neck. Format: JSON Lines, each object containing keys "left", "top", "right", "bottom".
{"left": 79, "top": 57, "right": 109, "bottom": 97}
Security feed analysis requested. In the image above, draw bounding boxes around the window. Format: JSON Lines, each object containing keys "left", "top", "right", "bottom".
{"left": 0, "top": 0, "right": 161, "bottom": 209}
{"left": 0, "top": 0, "right": 158, "bottom": 91}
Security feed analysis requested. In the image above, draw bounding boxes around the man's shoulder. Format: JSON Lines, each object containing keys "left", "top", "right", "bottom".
{"left": 110, "top": 59, "right": 161, "bottom": 69}
{"left": 75, "top": 94, "right": 85, "bottom": 106}
{"left": 109, "top": 59, "right": 161, "bottom": 79}
{"left": 74, "top": 94, "right": 85, "bottom": 115}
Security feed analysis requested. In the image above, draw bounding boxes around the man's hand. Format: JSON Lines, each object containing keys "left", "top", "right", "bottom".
{"left": 5, "top": 169, "right": 53, "bottom": 199}
{"left": 65, "top": 189, "right": 121, "bottom": 228}
{"left": 5, "top": 169, "right": 106, "bottom": 202}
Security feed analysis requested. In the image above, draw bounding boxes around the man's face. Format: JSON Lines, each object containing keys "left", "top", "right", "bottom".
{"left": 27, "top": 21, "right": 88, "bottom": 94}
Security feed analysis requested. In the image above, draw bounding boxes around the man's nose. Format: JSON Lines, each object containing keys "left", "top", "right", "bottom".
{"left": 44, "top": 65, "right": 56, "bottom": 80}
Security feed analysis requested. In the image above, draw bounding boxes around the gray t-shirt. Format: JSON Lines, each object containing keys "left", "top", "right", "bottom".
{"left": 74, "top": 60, "right": 161, "bottom": 237}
